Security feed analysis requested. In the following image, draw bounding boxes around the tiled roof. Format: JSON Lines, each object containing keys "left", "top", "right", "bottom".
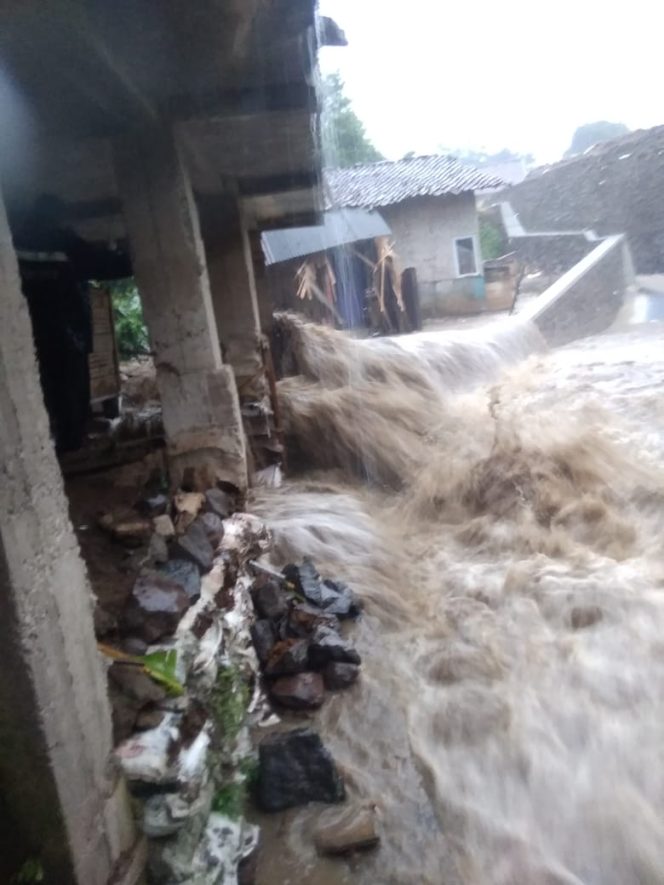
{"left": 324, "top": 154, "right": 504, "bottom": 208}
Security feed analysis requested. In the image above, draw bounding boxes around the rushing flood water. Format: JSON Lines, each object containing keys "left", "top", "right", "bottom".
{"left": 251, "top": 313, "right": 664, "bottom": 885}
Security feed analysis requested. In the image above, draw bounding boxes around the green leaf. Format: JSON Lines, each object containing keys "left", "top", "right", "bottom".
{"left": 142, "top": 650, "right": 184, "bottom": 696}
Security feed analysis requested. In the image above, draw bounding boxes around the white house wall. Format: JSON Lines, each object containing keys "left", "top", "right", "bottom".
{"left": 381, "top": 192, "right": 482, "bottom": 315}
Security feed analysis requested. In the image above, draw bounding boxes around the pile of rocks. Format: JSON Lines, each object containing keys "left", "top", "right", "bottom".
{"left": 102, "top": 486, "right": 271, "bottom": 885}
{"left": 250, "top": 558, "right": 363, "bottom": 712}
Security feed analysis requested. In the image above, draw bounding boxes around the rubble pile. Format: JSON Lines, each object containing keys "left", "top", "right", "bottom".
{"left": 98, "top": 489, "right": 378, "bottom": 882}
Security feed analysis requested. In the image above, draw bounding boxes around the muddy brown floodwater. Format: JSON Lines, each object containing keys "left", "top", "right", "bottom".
{"left": 251, "top": 313, "right": 664, "bottom": 885}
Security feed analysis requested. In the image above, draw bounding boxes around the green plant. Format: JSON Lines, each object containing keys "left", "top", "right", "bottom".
{"left": 12, "top": 858, "right": 44, "bottom": 884}
{"left": 212, "top": 782, "right": 246, "bottom": 820}
{"left": 98, "top": 644, "right": 184, "bottom": 696}
{"left": 108, "top": 279, "right": 149, "bottom": 359}
{"left": 211, "top": 665, "right": 250, "bottom": 741}
{"left": 479, "top": 217, "right": 505, "bottom": 261}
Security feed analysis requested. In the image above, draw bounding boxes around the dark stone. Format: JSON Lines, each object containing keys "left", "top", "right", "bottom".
{"left": 109, "top": 662, "right": 167, "bottom": 703}
{"left": 123, "top": 574, "right": 191, "bottom": 643}
{"left": 309, "top": 627, "right": 361, "bottom": 669}
{"left": 269, "top": 672, "right": 325, "bottom": 710}
{"left": 205, "top": 487, "right": 234, "bottom": 520}
{"left": 282, "top": 558, "right": 324, "bottom": 606}
{"left": 264, "top": 639, "right": 310, "bottom": 677}
{"left": 135, "top": 706, "right": 167, "bottom": 731}
{"left": 109, "top": 683, "right": 139, "bottom": 744}
{"left": 321, "top": 579, "right": 363, "bottom": 619}
{"left": 251, "top": 619, "right": 276, "bottom": 666}
{"left": 170, "top": 521, "right": 214, "bottom": 573}
{"left": 252, "top": 581, "right": 289, "bottom": 622}
{"left": 238, "top": 840, "right": 260, "bottom": 885}
{"left": 197, "top": 512, "right": 224, "bottom": 547}
{"left": 122, "top": 636, "right": 149, "bottom": 657}
{"left": 288, "top": 603, "right": 339, "bottom": 639}
{"left": 93, "top": 605, "right": 117, "bottom": 638}
{"left": 256, "top": 728, "right": 345, "bottom": 812}
{"left": 158, "top": 559, "right": 202, "bottom": 602}
{"left": 323, "top": 662, "right": 360, "bottom": 690}
{"left": 137, "top": 493, "right": 169, "bottom": 518}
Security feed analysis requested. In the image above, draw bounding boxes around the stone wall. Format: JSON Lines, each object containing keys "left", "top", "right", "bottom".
{"left": 506, "top": 126, "right": 664, "bottom": 273}
{"left": 522, "top": 235, "right": 633, "bottom": 346}
{"left": 510, "top": 233, "right": 597, "bottom": 276}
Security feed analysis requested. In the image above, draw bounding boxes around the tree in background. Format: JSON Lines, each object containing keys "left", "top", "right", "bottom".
{"left": 108, "top": 279, "right": 149, "bottom": 359}
{"left": 321, "top": 73, "right": 383, "bottom": 167}
{"left": 564, "top": 121, "right": 629, "bottom": 158}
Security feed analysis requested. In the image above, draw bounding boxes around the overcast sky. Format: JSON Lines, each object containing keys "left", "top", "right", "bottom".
{"left": 318, "top": 0, "right": 661, "bottom": 164}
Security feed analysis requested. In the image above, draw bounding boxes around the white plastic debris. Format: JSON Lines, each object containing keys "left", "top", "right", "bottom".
{"left": 115, "top": 713, "right": 179, "bottom": 783}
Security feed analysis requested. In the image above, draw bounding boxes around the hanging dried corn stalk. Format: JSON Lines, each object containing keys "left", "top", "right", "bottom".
{"left": 294, "top": 254, "right": 341, "bottom": 321}
{"left": 350, "top": 238, "right": 404, "bottom": 317}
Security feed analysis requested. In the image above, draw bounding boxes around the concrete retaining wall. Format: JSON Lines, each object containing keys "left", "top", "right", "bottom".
{"left": 521, "top": 235, "right": 634, "bottom": 346}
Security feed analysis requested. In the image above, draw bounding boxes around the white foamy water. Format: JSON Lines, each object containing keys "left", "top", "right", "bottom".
{"left": 251, "top": 316, "right": 664, "bottom": 885}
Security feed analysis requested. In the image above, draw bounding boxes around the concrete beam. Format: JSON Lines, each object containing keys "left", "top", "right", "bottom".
{"left": 114, "top": 124, "right": 248, "bottom": 491}
{"left": 201, "top": 197, "right": 265, "bottom": 399}
{"left": 0, "top": 187, "right": 137, "bottom": 882}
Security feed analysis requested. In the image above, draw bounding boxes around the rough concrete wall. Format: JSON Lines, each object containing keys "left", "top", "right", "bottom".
{"left": 381, "top": 193, "right": 482, "bottom": 310}
{"left": 524, "top": 236, "right": 629, "bottom": 347}
{"left": 0, "top": 189, "right": 136, "bottom": 883}
{"left": 506, "top": 126, "right": 664, "bottom": 273}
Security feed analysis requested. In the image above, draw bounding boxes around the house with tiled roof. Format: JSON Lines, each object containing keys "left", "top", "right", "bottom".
{"left": 325, "top": 154, "right": 504, "bottom": 316}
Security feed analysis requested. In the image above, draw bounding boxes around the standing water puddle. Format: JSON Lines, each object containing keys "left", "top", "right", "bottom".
{"left": 252, "top": 316, "right": 664, "bottom": 884}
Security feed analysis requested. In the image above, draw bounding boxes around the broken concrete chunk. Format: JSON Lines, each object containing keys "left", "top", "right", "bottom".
{"left": 323, "top": 662, "right": 360, "bottom": 690}
{"left": 264, "top": 639, "right": 310, "bottom": 677}
{"left": 256, "top": 728, "right": 345, "bottom": 812}
{"left": 250, "top": 619, "right": 276, "bottom": 665}
{"left": 153, "top": 514, "right": 176, "bottom": 538}
{"left": 99, "top": 509, "right": 153, "bottom": 546}
{"left": 204, "top": 487, "right": 234, "bottom": 520}
{"left": 252, "top": 580, "right": 289, "bottom": 621}
{"left": 309, "top": 626, "right": 361, "bottom": 669}
{"left": 269, "top": 672, "right": 325, "bottom": 710}
{"left": 158, "top": 559, "right": 202, "bottom": 603}
{"left": 174, "top": 490, "right": 205, "bottom": 517}
{"left": 123, "top": 573, "right": 191, "bottom": 643}
{"left": 170, "top": 521, "right": 215, "bottom": 573}
{"left": 314, "top": 804, "right": 380, "bottom": 856}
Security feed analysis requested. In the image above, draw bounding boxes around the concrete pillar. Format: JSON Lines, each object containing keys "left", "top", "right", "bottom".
{"left": 202, "top": 198, "right": 265, "bottom": 399}
{"left": 0, "top": 187, "right": 138, "bottom": 883}
{"left": 114, "top": 125, "right": 248, "bottom": 491}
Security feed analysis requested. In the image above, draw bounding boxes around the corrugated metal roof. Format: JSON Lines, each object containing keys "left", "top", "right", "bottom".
{"left": 324, "top": 154, "right": 504, "bottom": 209}
{"left": 261, "top": 208, "right": 390, "bottom": 265}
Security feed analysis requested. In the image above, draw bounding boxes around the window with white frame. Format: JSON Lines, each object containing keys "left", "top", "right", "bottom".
{"left": 454, "top": 236, "right": 478, "bottom": 276}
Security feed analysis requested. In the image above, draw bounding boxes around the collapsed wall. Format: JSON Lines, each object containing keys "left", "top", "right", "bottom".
{"left": 506, "top": 125, "right": 664, "bottom": 273}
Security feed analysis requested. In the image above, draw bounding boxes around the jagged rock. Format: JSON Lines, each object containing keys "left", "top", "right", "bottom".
{"left": 170, "top": 521, "right": 215, "bottom": 573}
{"left": 198, "top": 512, "right": 224, "bottom": 547}
{"left": 250, "top": 619, "right": 276, "bottom": 665}
{"left": 283, "top": 558, "right": 323, "bottom": 605}
{"left": 137, "top": 493, "right": 169, "bottom": 518}
{"left": 158, "top": 559, "right": 202, "bottom": 603}
{"left": 321, "top": 578, "right": 363, "bottom": 619}
{"left": 323, "top": 662, "right": 360, "bottom": 690}
{"left": 269, "top": 672, "right": 325, "bottom": 710}
{"left": 136, "top": 706, "right": 166, "bottom": 731}
{"left": 148, "top": 532, "right": 169, "bottom": 564}
{"left": 256, "top": 728, "right": 345, "bottom": 811}
{"left": 252, "top": 580, "right": 289, "bottom": 622}
{"left": 314, "top": 804, "right": 380, "bottom": 856}
{"left": 309, "top": 627, "right": 361, "bottom": 669}
{"left": 288, "top": 603, "right": 339, "bottom": 638}
{"left": 93, "top": 605, "right": 117, "bottom": 638}
{"left": 571, "top": 605, "right": 602, "bottom": 630}
{"left": 109, "top": 662, "right": 167, "bottom": 704}
{"left": 123, "top": 573, "right": 191, "bottom": 642}
{"left": 205, "top": 487, "right": 234, "bottom": 520}
{"left": 153, "top": 514, "right": 176, "bottom": 538}
{"left": 264, "top": 639, "right": 310, "bottom": 677}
